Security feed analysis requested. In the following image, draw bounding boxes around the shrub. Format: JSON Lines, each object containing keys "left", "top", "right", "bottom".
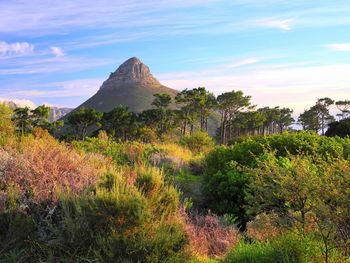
{"left": 325, "top": 118, "right": 350, "bottom": 138}
{"left": 223, "top": 232, "right": 323, "bottom": 263}
{"left": 203, "top": 131, "right": 350, "bottom": 229}
{"left": 28, "top": 167, "right": 189, "bottom": 262}
{"left": 246, "top": 152, "right": 350, "bottom": 261}
{"left": 179, "top": 131, "right": 215, "bottom": 154}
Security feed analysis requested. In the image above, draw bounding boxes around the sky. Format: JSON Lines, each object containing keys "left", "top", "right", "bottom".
{"left": 1, "top": 0, "right": 350, "bottom": 117}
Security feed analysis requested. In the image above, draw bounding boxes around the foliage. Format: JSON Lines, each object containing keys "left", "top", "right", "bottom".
{"left": 99, "top": 105, "right": 137, "bottom": 141}
{"left": 67, "top": 106, "right": 103, "bottom": 140}
{"left": 0, "top": 102, "right": 15, "bottom": 139}
{"left": 11, "top": 104, "right": 63, "bottom": 135}
{"left": 203, "top": 131, "right": 350, "bottom": 228}
{"left": 217, "top": 90, "right": 252, "bottom": 144}
{"left": 325, "top": 118, "right": 350, "bottom": 138}
{"left": 29, "top": 167, "right": 189, "bottom": 262}
{"left": 246, "top": 151, "right": 350, "bottom": 262}
{"left": 223, "top": 232, "right": 326, "bottom": 263}
{"left": 179, "top": 131, "right": 215, "bottom": 154}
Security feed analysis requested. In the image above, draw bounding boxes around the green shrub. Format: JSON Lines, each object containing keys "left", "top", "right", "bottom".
{"left": 28, "top": 168, "right": 189, "bottom": 262}
{"left": 203, "top": 131, "right": 350, "bottom": 229}
{"left": 223, "top": 233, "right": 322, "bottom": 263}
{"left": 179, "top": 131, "right": 215, "bottom": 154}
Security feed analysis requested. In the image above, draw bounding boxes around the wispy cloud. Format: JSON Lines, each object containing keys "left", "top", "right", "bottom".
{"left": 0, "top": 41, "right": 34, "bottom": 56}
{"left": 327, "top": 43, "right": 350, "bottom": 51}
{"left": 247, "top": 18, "right": 293, "bottom": 30}
{"left": 159, "top": 63, "right": 350, "bottom": 113}
{"left": 50, "top": 46, "right": 65, "bottom": 57}
{"left": 7, "top": 78, "right": 104, "bottom": 98}
{"left": 0, "top": 56, "right": 115, "bottom": 75}
{"left": 259, "top": 18, "right": 292, "bottom": 30}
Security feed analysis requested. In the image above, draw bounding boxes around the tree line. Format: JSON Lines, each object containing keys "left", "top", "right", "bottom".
{"left": 9, "top": 88, "right": 350, "bottom": 142}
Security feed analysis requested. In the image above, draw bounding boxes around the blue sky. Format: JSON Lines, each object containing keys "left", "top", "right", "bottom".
{"left": 1, "top": 0, "right": 350, "bottom": 116}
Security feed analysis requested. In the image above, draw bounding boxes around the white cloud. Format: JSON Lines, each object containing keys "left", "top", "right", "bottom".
{"left": 50, "top": 46, "right": 65, "bottom": 57}
{"left": 0, "top": 41, "right": 34, "bottom": 56}
{"left": 327, "top": 43, "right": 350, "bottom": 51}
{"left": 0, "top": 97, "right": 37, "bottom": 108}
{"left": 250, "top": 18, "right": 293, "bottom": 30}
{"left": 226, "top": 58, "right": 261, "bottom": 68}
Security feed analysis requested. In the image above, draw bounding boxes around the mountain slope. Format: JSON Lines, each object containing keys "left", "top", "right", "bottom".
{"left": 77, "top": 57, "right": 179, "bottom": 113}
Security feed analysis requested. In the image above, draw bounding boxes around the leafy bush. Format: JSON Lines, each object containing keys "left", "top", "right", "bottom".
{"left": 325, "top": 118, "right": 350, "bottom": 138}
{"left": 203, "top": 167, "right": 251, "bottom": 228}
{"left": 203, "top": 131, "right": 350, "bottom": 228}
{"left": 223, "top": 233, "right": 324, "bottom": 263}
{"left": 179, "top": 131, "right": 215, "bottom": 154}
{"left": 246, "top": 152, "right": 350, "bottom": 261}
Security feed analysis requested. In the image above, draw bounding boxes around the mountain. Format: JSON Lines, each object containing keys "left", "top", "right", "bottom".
{"left": 76, "top": 57, "right": 179, "bottom": 113}
{"left": 49, "top": 107, "right": 73, "bottom": 122}
{"left": 63, "top": 57, "right": 220, "bottom": 136}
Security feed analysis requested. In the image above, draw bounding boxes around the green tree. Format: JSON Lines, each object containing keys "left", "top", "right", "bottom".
{"left": 67, "top": 107, "right": 103, "bottom": 141}
{"left": 151, "top": 93, "right": 171, "bottom": 135}
{"left": 0, "top": 102, "right": 14, "bottom": 136}
{"left": 30, "top": 104, "right": 51, "bottom": 128}
{"left": 335, "top": 100, "right": 350, "bottom": 119}
{"left": 175, "top": 89, "right": 199, "bottom": 135}
{"left": 325, "top": 118, "right": 350, "bottom": 138}
{"left": 12, "top": 106, "right": 31, "bottom": 133}
{"left": 298, "top": 108, "right": 320, "bottom": 132}
{"left": 217, "top": 90, "right": 252, "bottom": 144}
{"left": 100, "top": 105, "right": 137, "bottom": 141}
{"left": 277, "top": 107, "right": 294, "bottom": 133}
{"left": 314, "top": 97, "right": 335, "bottom": 135}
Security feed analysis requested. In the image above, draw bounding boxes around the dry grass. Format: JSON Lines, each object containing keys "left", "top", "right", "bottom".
{"left": 1, "top": 128, "right": 107, "bottom": 208}
{"left": 182, "top": 209, "right": 239, "bottom": 259}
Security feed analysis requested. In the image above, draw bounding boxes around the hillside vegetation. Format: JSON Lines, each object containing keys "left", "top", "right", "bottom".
{"left": 0, "top": 89, "right": 350, "bottom": 262}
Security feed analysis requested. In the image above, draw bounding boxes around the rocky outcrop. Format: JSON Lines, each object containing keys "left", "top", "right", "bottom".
{"left": 99, "top": 57, "right": 161, "bottom": 91}
{"left": 49, "top": 107, "right": 73, "bottom": 122}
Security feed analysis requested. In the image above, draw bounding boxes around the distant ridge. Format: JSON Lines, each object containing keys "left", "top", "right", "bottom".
{"left": 75, "top": 57, "right": 179, "bottom": 113}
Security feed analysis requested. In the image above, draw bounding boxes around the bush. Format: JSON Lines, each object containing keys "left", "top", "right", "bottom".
{"left": 325, "top": 118, "right": 350, "bottom": 138}
{"left": 179, "top": 131, "right": 215, "bottom": 154}
{"left": 27, "top": 167, "right": 189, "bottom": 262}
{"left": 203, "top": 132, "right": 350, "bottom": 229}
{"left": 223, "top": 233, "right": 323, "bottom": 263}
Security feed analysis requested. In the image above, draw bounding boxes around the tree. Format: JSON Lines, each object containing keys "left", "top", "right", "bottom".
{"left": 277, "top": 107, "right": 294, "bottom": 134}
{"left": 151, "top": 93, "right": 172, "bottom": 136}
{"left": 194, "top": 87, "right": 216, "bottom": 132}
{"left": 258, "top": 107, "right": 281, "bottom": 135}
{"left": 314, "top": 98, "right": 335, "bottom": 135}
{"left": 100, "top": 105, "right": 137, "bottom": 141}
{"left": 325, "top": 118, "right": 350, "bottom": 138}
{"left": 175, "top": 89, "right": 199, "bottom": 135}
{"left": 67, "top": 107, "right": 103, "bottom": 141}
{"left": 335, "top": 100, "right": 350, "bottom": 119}
{"left": 0, "top": 102, "right": 14, "bottom": 136}
{"left": 30, "top": 104, "right": 51, "bottom": 128}
{"left": 217, "top": 90, "right": 252, "bottom": 144}
{"left": 12, "top": 106, "right": 31, "bottom": 133}
{"left": 298, "top": 108, "right": 320, "bottom": 132}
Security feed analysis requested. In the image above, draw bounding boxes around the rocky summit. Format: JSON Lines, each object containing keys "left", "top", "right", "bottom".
{"left": 74, "top": 57, "right": 179, "bottom": 113}
{"left": 100, "top": 57, "right": 161, "bottom": 90}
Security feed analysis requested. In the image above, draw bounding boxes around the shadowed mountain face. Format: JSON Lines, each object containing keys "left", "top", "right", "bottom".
{"left": 77, "top": 57, "right": 179, "bottom": 113}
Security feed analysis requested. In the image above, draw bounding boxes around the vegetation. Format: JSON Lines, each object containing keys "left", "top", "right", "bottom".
{"left": 0, "top": 88, "right": 349, "bottom": 262}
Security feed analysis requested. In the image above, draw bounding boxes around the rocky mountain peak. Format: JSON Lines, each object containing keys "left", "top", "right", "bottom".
{"left": 99, "top": 57, "right": 161, "bottom": 91}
